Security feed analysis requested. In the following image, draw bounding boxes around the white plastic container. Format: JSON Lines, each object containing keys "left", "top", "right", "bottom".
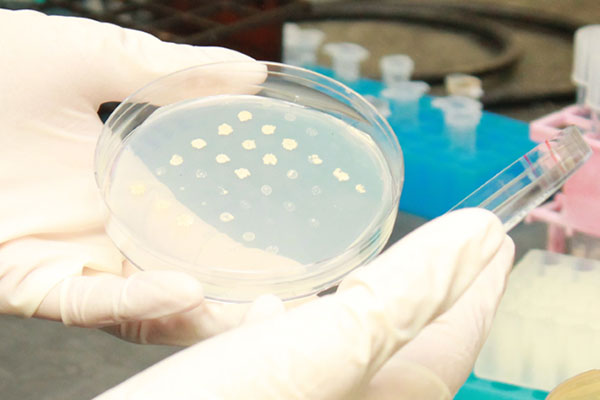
{"left": 475, "top": 249, "right": 600, "bottom": 391}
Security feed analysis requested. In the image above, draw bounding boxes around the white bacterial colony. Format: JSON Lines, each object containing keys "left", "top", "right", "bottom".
{"left": 191, "top": 138, "right": 207, "bottom": 149}
{"left": 262, "top": 125, "right": 276, "bottom": 135}
{"left": 282, "top": 138, "right": 298, "bottom": 151}
{"left": 237, "top": 111, "right": 252, "bottom": 122}
{"left": 169, "top": 154, "right": 183, "bottom": 166}
{"left": 262, "top": 153, "right": 278, "bottom": 166}
{"left": 242, "top": 140, "right": 256, "bottom": 150}
{"left": 218, "top": 123, "right": 233, "bottom": 136}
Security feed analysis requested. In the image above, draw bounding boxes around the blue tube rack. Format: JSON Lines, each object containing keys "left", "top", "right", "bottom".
{"left": 310, "top": 66, "right": 536, "bottom": 219}
{"left": 456, "top": 374, "right": 549, "bottom": 400}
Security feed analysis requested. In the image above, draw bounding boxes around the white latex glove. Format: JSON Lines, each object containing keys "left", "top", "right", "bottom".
{"left": 97, "top": 208, "right": 514, "bottom": 400}
{"left": 1, "top": 11, "right": 515, "bottom": 397}
{"left": 0, "top": 8, "right": 283, "bottom": 345}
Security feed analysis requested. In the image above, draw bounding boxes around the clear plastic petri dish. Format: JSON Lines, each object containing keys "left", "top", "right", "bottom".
{"left": 95, "top": 61, "right": 403, "bottom": 302}
{"left": 450, "top": 126, "right": 592, "bottom": 231}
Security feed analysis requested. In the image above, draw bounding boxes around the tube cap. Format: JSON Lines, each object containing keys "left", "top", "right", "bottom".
{"left": 445, "top": 73, "right": 483, "bottom": 99}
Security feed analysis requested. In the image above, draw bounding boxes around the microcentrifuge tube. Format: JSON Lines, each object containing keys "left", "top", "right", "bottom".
{"left": 432, "top": 95, "right": 483, "bottom": 151}
{"left": 379, "top": 54, "right": 414, "bottom": 87}
{"left": 381, "top": 81, "right": 429, "bottom": 123}
{"left": 432, "top": 95, "right": 482, "bottom": 130}
{"left": 283, "top": 23, "right": 325, "bottom": 67}
{"left": 323, "top": 42, "right": 369, "bottom": 82}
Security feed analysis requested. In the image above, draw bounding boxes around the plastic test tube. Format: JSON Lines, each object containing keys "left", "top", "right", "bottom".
{"left": 323, "top": 42, "right": 369, "bottom": 82}
{"left": 379, "top": 54, "right": 415, "bottom": 87}
{"left": 572, "top": 25, "right": 600, "bottom": 106}
{"left": 450, "top": 127, "right": 592, "bottom": 232}
{"left": 282, "top": 23, "right": 325, "bottom": 67}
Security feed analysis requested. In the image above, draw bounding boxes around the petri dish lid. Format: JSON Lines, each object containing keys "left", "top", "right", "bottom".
{"left": 450, "top": 126, "right": 592, "bottom": 231}
{"left": 96, "top": 61, "right": 403, "bottom": 302}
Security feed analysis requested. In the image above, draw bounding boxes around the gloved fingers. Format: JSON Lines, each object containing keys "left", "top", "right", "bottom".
{"left": 337, "top": 208, "right": 507, "bottom": 348}
{"left": 386, "top": 235, "right": 514, "bottom": 395}
{"left": 357, "top": 236, "right": 514, "bottom": 400}
{"left": 355, "top": 358, "right": 452, "bottom": 400}
{"left": 101, "top": 302, "right": 239, "bottom": 346}
{"left": 94, "top": 51, "right": 267, "bottom": 108}
{"left": 78, "top": 23, "right": 263, "bottom": 106}
{"left": 94, "top": 210, "right": 509, "bottom": 400}
{"left": 1, "top": 9, "right": 264, "bottom": 117}
{"left": 0, "top": 233, "right": 124, "bottom": 318}
{"left": 114, "top": 259, "right": 139, "bottom": 278}
{"left": 44, "top": 11, "right": 265, "bottom": 107}
{"left": 95, "top": 292, "right": 395, "bottom": 400}
{"left": 0, "top": 174, "right": 107, "bottom": 246}
{"left": 241, "top": 294, "right": 286, "bottom": 325}
{"left": 34, "top": 269, "right": 204, "bottom": 328}
{"left": 102, "top": 293, "right": 285, "bottom": 346}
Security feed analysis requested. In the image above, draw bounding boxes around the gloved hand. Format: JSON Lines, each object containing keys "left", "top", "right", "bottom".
{"left": 1, "top": 10, "right": 516, "bottom": 398}
{"left": 96, "top": 208, "right": 514, "bottom": 400}
{"left": 0, "top": 8, "right": 282, "bottom": 345}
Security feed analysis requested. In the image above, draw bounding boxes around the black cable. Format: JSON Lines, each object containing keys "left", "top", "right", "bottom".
{"left": 292, "top": 1, "right": 580, "bottom": 108}
{"left": 389, "top": 1, "right": 582, "bottom": 107}
{"left": 291, "top": 2, "right": 523, "bottom": 83}
{"left": 391, "top": 1, "right": 581, "bottom": 37}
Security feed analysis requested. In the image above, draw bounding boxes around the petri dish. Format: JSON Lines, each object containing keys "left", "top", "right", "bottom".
{"left": 95, "top": 61, "right": 403, "bottom": 302}
{"left": 450, "top": 126, "right": 592, "bottom": 231}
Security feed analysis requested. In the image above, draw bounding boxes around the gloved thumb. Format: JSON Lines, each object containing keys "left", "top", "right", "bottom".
{"left": 66, "top": 16, "right": 258, "bottom": 106}
{"left": 35, "top": 269, "right": 204, "bottom": 327}
{"left": 2, "top": 9, "right": 257, "bottom": 110}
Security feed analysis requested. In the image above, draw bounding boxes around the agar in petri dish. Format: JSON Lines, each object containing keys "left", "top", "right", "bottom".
{"left": 97, "top": 62, "right": 402, "bottom": 302}
{"left": 108, "top": 96, "right": 390, "bottom": 262}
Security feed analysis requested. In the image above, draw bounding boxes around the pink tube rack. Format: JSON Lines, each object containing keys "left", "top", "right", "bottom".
{"left": 527, "top": 105, "right": 600, "bottom": 252}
